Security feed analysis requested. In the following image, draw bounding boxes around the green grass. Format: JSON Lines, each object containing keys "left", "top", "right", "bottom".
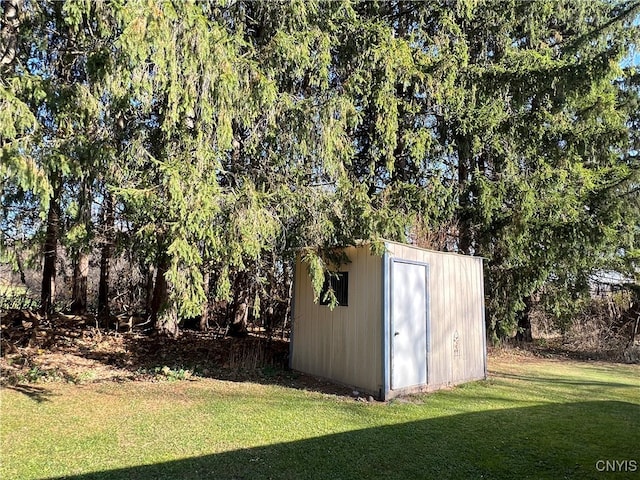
{"left": 1, "top": 356, "right": 639, "bottom": 480}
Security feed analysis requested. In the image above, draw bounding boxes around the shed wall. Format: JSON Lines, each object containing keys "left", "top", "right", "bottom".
{"left": 291, "top": 245, "right": 383, "bottom": 393}
{"left": 386, "top": 242, "right": 486, "bottom": 390}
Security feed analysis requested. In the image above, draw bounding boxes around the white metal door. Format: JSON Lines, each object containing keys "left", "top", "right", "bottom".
{"left": 391, "top": 261, "right": 428, "bottom": 389}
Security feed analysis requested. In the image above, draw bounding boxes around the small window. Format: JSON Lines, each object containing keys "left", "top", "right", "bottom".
{"left": 320, "top": 271, "right": 349, "bottom": 306}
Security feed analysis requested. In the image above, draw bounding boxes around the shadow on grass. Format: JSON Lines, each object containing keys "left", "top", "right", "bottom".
{"left": 44, "top": 401, "right": 640, "bottom": 480}
{"left": 492, "top": 371, "right": 639, "bottom": 389}
{"left": 3, "top": 383, "right": 53, "bottom": 402}
{"left": 2, "top": 320, "right": 354, "bottom": 397}
{"left": 99, "top": 332, "right": 354, "bottom": 396}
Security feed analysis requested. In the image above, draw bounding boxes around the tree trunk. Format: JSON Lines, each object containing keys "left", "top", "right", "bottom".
{"left": 145, "top": 264, "right": 154, "bottom": 315}
{"left": 70, "top": 178, "right": 91, "bottom": 314}
{"left": 282, "top": 263, "right": 293, "bottom": 340}
{"left": 98, "top": 191, "right": 114, "bottom": 317}
{"left": 155, "top": 301, "right": 179, "bottom": 337}
{"left": 70, "top": 252, "right": 89, "bottom": 314}
{"left": 40, "top": 181, "right": 61, "bottom": 316}
{"left": 229, "top": 297, "right": 248, "bottom": 337}
{"left": 515, "top": 296, "right": 534, "bottom": 343}
{"left": 229, "top": 272, "right": 249, "bottom": 337}
{"left": 456, "top": 131, "right": 473, "bottom": 255}
{"left": 150, "top": 247, "right": 178, "bottom": 337}
{"left": 200, "top": 269, "right": 210, "bottom": 331}
{"left": 150, "top": 255, "right": 168, "bottom": 321}
{"left": 15, "top": 248, "right": 26, "bottom": 284}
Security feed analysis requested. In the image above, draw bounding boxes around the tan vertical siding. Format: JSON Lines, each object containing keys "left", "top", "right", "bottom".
{"left": 386, "top": 242, "right": 486, "bottom": 390}
{"left": 291, "top": 245, "right": 383, "bottom": 393}
{"left": 429, "top": 249, "right": 448, "bottom": 385}
{"left": 292, "top": 241, "right": 485, "bottom": 397}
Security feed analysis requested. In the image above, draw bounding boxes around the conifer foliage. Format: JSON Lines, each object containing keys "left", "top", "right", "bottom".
{"left": 1, "top": 0, "right": 639, "bottom": 340}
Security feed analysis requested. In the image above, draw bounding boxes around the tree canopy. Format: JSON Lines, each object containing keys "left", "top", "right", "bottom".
{"left": 1, "top": 0, "right": 639, "bottom": 341}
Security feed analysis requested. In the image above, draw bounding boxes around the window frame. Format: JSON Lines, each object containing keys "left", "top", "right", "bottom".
{"left": 320, "top": 271, "right": 349, "bottom": 306}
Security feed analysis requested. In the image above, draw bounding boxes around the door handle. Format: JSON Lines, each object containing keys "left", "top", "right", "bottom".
{"left": 394, "top": 332, "right": 400, "bottom": 336}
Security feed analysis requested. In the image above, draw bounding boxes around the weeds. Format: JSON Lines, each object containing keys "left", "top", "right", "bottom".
{"left": 133, "top": 365, "right": 197, "bottom": 381}
{"left": 12, "top": 365, "right": 63, "bottom": 384}
{"left": 0, "top": 286, "right": 38, "bottom": 311}
{"left": 157, "top": 366, "right": 194, "bottom": 381}
{"left": 530, "top": 290, "right": 640, "bottom": 363}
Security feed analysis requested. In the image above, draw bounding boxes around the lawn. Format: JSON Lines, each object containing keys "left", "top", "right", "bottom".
{"left": 1, "top": 354, "right": 639, "bottom": 480}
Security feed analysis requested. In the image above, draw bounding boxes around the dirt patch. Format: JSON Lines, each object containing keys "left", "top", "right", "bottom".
{"left": 0, "top": 310, "right": 353, "bottom": 397}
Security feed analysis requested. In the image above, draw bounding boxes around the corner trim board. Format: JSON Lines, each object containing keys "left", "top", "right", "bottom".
{"left": 381, "top": 246, "right": 390, "bottom": 400}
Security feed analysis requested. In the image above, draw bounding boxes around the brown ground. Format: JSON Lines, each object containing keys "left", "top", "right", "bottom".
{"left": 2, "top": 309, "right": 635, "bottom": 397}
{"left": 0, "top": 309, "right": 354, "bottom": 397}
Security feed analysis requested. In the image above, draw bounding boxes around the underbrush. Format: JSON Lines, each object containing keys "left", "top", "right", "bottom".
{"left": 0, "top": 309, "right": 292, "bottom": 387}
{"left": 530, "top": 292, "right": 639, "bottom": 363}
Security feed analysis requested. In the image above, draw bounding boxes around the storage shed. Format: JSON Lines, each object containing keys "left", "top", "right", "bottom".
{"left": 290, "top": 241, "right": 487, "bottom": 400}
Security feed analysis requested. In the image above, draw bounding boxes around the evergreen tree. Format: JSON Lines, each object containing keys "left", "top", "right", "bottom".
{"left": 404, "top": 0, "right": 640, "bottom": 339}
{"left": 2, "top": 0, "right": 638, "bottom": 343}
